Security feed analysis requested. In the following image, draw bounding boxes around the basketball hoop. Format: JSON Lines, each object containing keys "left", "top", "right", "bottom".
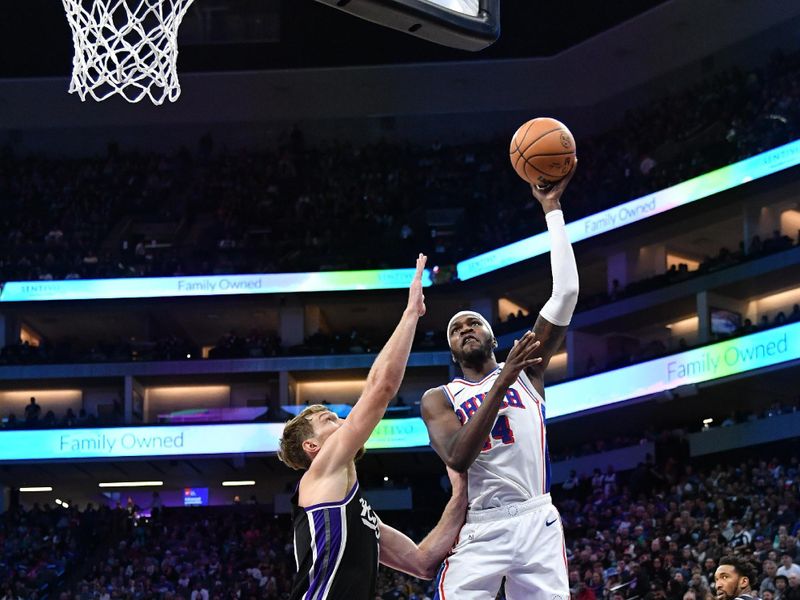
{"left": 62, "top": 0, "right": 195, "bottom": 104}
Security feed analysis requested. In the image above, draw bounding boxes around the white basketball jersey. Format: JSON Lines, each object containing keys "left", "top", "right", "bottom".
{"left": 441, "top": 363, "right": 550, "bottom": 510}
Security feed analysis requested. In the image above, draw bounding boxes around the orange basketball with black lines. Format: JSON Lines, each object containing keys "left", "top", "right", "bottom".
{"left": 509, "top": 117, "right": 576, "bottom": 186}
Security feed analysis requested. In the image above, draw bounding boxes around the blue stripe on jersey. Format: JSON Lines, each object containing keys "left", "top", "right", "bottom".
{"left": 541, "top": 402, "right": 551, "bottom": 493}
{"left": 432, "top": 560, "right": 446, "bottom": 600}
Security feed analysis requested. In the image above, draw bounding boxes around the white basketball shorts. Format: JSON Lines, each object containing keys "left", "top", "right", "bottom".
{"left": 432, "top": 493, "right": 570, "bottom": 600}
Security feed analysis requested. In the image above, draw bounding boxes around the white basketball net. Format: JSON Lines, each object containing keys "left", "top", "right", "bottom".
{"left": 62, "top": 0, "right": 195, "bottom": 104}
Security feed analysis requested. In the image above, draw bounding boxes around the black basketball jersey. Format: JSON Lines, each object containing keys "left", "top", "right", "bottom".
{"left": 290, "top": 480, "right": 380, "bottom": 600}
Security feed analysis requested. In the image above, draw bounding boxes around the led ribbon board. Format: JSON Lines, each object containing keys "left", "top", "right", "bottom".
{"left": 0, "top": 269, "right": 432, "bottom": 302}
{"left": 0, "top": 418, "right": 430, "bottom": 461}
{"left": 0, "top": 324, "right": 796, "bottom": 460}
{"left": 546, "top": 322, "right": 800, "bottom": 418}
{"left": 1, "top": 325, "right": 797, "bottom": 461}
{"left": 457, "top": 138, "right": 800, "bottom": 280}
{"left": 2, "top": 141, "right": 800, "bottom": 302}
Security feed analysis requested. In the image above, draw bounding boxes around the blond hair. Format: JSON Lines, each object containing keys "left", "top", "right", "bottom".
{"left": 277, "top": 404, "right": 329, "bottom": 471}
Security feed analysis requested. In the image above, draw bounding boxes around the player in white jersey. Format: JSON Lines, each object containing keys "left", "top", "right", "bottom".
{"left": 421, "top": 167, "right": 579, "bottom": 600}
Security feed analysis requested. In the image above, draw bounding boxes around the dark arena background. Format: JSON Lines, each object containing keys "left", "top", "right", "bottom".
{"left": 1, "top": 0, "right": 800, "bottom": 598}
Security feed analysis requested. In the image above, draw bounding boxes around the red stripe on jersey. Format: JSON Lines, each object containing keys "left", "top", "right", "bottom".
{"left": 438, "top": 557, "right": 451, "bottom": 600}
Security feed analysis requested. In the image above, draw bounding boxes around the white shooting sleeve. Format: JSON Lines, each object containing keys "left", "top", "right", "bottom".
{"left": 539, "top": 210, "right": 579, "bottom": 326}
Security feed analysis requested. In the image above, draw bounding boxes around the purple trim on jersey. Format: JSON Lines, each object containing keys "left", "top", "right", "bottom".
{"left": 322, "top": 508, "right": 343, "bottom": 599}
{"left": 303, "top": 481, "right": 358, "bottom": 512}
{"left": 305, "top": 510, "right": 328, "bottom": 600}
{"left": 451, "top": 365, "right": 500, "bottom": 386}
{"left": 305, "top": 506, "right": 344, "bottom": 600}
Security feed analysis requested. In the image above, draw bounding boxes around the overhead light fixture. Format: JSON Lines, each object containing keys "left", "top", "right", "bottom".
{"left": 222, "top": 480, "right": 256, "bottom": 487}
{"left": 62, "top": 501, "right": 70, "bottom": 508}
{"left": 702, "top": 418, "right": 713, "bottom": 424}
{"left": 55, "top": 498, "right": 63, "bottom": 505}
{"left": 19, "top": 486, "right": 53, "bottom": 492}
{"left": 98, "top": 481, "right": 164, "bottom": 488}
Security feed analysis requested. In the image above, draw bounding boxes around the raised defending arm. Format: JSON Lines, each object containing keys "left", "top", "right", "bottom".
{"left": 311, "top": 254, "right": 427, "bottom": 474}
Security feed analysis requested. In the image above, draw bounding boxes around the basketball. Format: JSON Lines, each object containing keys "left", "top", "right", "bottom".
{"left": 509, "top": 117, "right": 576, "bottom": 187}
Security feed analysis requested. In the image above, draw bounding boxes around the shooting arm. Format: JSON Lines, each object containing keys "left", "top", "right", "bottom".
{"left": 531, "top": 208, "right": 578, "bottom": 374}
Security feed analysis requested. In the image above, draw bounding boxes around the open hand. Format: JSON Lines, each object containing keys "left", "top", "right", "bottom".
{"left": 406, "top": 253, "right": 427, "bottom": 317}
{"left": 501, "top": 330, "right": 542, "bottom": 381}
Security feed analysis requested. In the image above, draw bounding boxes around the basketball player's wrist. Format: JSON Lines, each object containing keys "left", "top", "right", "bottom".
{"left": 541, "top": 201, "right": 562, "bottom": 214}
{"left": 402, "top": 307, "right": 420, "bottom": 320}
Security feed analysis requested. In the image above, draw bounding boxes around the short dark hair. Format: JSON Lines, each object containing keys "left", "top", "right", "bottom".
{"left": 718, "top": 555, "right": 756, "bottom": 584}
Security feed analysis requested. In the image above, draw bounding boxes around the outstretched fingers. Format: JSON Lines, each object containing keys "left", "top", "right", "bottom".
{"left": 414, "top": 253, "right": 427, "bottom": 280}
{"left": 521, "top": 356, "right": 544, "bottom": 368}
{"left": 509, "top": 331, "right": 542, "bottom": 364}
{"left": 406, "top": 253, "right": 428, "bottom": 317}
{"left": 512, "top": 330, "right": 539, "bottom": 352}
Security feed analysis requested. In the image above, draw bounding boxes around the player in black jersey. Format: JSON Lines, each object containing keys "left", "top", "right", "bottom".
{"left": 278, "top": 254, "right": 468, "bottom": 600}
{"left": 715, "top": 556, "right": 757, "bottom": 600}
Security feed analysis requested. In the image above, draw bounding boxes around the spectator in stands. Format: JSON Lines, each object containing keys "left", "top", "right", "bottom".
{"left": 763, "top": 560, "right": 780, "bottom": 596}
{"left": 789, "top": 305, "right": 800, "bottom": 323}
{"left": 603, "top": 465, "right": 618, "bottom": 498}
{"left": 42, "top": 409, "right": 57, "bottom": 428}
{"left": 563, "top": 469, "right": 580, "bottom": 497}
{"left": 23, "top": 396, "right": 41, "bottom": 425}
{"left": 787, "top": 574, "right": 800, "bottom": 600}
{"left": 591, "top": 467, "right": 604, "bottom": 494}
{"left": 729, "top": 521, "right": 753, "bottom": 553}
{"left": 778, "top": 554, "right": 800, "bottom": 579}
{"left": 0, "top": 43, "right": 799, "bottom": 283}
{"left": 62, "top": 408, "right": 77, "bottom": 427}
{"left": 775, "top": 575, "right": 790, "bottom": 600}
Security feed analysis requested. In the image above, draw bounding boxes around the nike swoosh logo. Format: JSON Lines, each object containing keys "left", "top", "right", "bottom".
{"left": 545, "top": 517, "right": 558, "bottom": 527}
{"left": 453, "top": 389, "right": 464, "bottom": 397}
